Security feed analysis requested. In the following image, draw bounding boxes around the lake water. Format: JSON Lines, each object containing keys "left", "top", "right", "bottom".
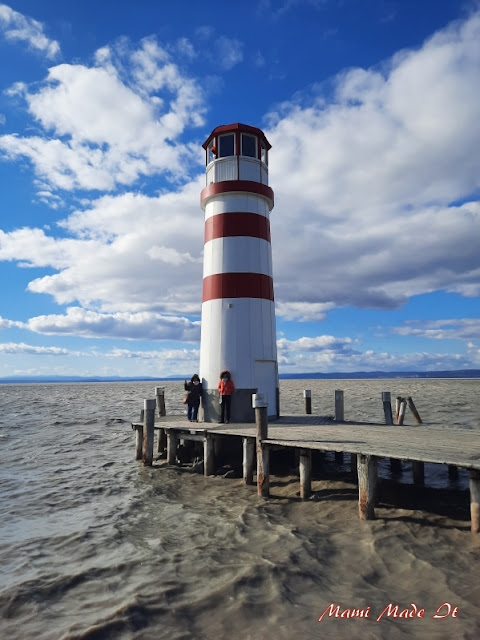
{"left": 1, "top": 379, "right": 479, "bottom": 639}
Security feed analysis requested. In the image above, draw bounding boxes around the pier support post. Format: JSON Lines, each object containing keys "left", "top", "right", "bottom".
{"left": 166, "top": 430, "right": 178, "bottom": 465}
{"left": 142, "top": 399, "right": 155, "bottom": 466}
{"left": 406, "top": 396, "right": 422, "bottom": 424}
{"left": 448, "top": 465, "right": 459, "bottom": 481}
{"left": 303, "top": 389, "right": 312, "bottom": 414}
{"left": 397, "top": 398, "right": 407, "bottom": 425}
{"left": 299, "top": 449, "right": 312, "bottom": 499}
{"left": 382, "top": 392, "right": 393, "bottom": 425}
{"left": 157, "top": 428, "right": 166, "bottom": 454}
{"left": 155, "top": 387, "right": 166, "bottom": 454}
{"left": 254, "top": 394, "right": 269, "bottom": 497}
{"left": 470, "top": 469, "right": 480, "bottom": 534}
{"left": 243, "top": 437, "right": 255, "bottom": 485}
{"left": 134, "top": 425, "right": 143, "bottom": 460}
{"left": 350, "top": 453, "right": 357, "bottom": 477}
{"left": 334, "top": 390, "right": 344, "bottom": 422}
{"left": 384, "top": 392, "right": 402, "bottom": 473}
{"left": 155, "top": 386, "right": 166, "bottom": 416}
{"left": 358, "top": 454, "right": 377, "bottom": 520}
{"left": 204, "top": 434, "right": 214, "bottom": 476}
{"left": 412, "top": 461, "right": 425, "bottom": 487}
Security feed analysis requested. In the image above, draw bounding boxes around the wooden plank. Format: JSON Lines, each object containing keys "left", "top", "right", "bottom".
{"left": 155, "top": 416, "right": 480, "bottom": 471}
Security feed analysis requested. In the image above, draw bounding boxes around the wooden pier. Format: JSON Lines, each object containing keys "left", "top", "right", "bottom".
{"left": 132, "top": 391, "right": 480, "bottom": 533}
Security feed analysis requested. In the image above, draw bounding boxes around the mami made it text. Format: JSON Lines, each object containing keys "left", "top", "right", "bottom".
{"left": 318, "top": 602, "right": 459, "bottom": 623}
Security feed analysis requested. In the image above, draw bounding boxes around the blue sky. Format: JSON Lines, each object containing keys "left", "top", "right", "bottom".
{"left": 0, "top": 0, "right": 479, "bottom": 378}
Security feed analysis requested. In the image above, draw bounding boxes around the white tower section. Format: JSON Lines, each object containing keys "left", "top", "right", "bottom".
{"left": 199, "top": 123, "right": 279, "bottom": 422}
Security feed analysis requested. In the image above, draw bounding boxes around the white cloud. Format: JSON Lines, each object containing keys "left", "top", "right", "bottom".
{"left": 267, "top": 10, "right": 480, "bottom": 317}
{"left": 0, "top": 3, "right": 60, "bottom": 58}
{"left": 276, "top": 333, "right": 472, "bottom": 373}
{"left": 0, "top": 316, "right": 21, "bottom": 329}
{"left": 25, "top": 307, "right": 201, "bottom": 341}
{"left": 394, "top": 318, "right": 480, "bottom": 341}
{"left": 0, "top": 179, "right": 205, "bottom": 314}
{"left": 0, "top": 342, "right": 70, "bottom": 355}
{"left": 0, "top": 37, "right": 206, "bottom": 194}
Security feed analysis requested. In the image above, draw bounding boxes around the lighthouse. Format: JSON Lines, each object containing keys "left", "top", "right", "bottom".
{"left": 199, "top": 123, "right": 279, "bottom": 422}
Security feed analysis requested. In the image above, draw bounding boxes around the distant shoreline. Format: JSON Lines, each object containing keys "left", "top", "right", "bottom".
{"left": 1, "top": 370, "right": 479, "bottom": 384}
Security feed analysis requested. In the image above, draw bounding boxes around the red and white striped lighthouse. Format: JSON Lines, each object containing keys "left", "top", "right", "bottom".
{"left": 199, "top": 123, "right": 279, "bottom": 422}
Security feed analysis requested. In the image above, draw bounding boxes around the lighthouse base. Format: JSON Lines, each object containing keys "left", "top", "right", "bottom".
{"left": 200, "top": 389, "right": 279, "bottom": 423}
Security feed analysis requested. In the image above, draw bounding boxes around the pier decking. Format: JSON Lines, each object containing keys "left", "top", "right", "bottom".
{"left": 133, "top": 412, "right": 480, "bottom": 533}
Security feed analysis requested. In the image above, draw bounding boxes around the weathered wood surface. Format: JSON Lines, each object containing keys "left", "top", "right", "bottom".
{"left": 153, "top": 414, "right": 480, "bottom": 471}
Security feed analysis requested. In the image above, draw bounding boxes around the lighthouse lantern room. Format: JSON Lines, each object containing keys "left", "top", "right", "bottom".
{"left": 199, "top": 123, "right": 279, "bottom": 422}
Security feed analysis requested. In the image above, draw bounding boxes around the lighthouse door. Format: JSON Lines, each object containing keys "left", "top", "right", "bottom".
{"left": 254, "top": 360, "right": 277, "bottom": 418}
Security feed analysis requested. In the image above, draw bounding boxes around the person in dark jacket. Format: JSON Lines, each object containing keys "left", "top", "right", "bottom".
{"left": 184, "top": 374, "right": 202, "bottom": 422}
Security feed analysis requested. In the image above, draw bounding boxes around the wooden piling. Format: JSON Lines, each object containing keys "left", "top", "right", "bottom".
{"left": 254, "top": 393, "right": 269, "bottom": 497}
{"left": 412, "top": 461, "right": 425, "bottom": 487}
{"left": 397, "top": 398, "right": 407, "bottom": 425}
{"left": 470, "top": 470, "right": 480, "bottom": 534}
{"left": 358, "top": 454, "right": 377, "bottom": 520}
{"left": 334, "top": 389, "right": 344, "bottom": 422}
{"left": 448, "top": 465, "right": 459, "bottom": 480}
{"left": 395, "top": 396, "right": 402, "bottom": 423}
{"left": 350, "top": 453, "right": 357, "bottom": 476}
{"left": 157, "top": 428, "right": 166, "bottom": 454}
{"left": 243, "top": 437, "right": 255, "bottom": 485}
{"left": 134, "top": 425, "right": 143, "bottom": 460}
{"left": 155, "top": 386, "right": 166, "bottom": 416}
{"left": 303, "top": 389, "right": 312, "bottom": 415}
{"left": 299, "top": 449, "right": 312, "bottom": 499}
{"left": 382, "top": 392, "right": 393, "bottom": 425}
{"left": 406, "top": 396, "right": 422, "bottom": 424}
{"left": 142, "top": 399, "right": 155, "bottom": 466}
{"left": 384, "top": 392, "right": 401, "bottom": 473}
{"left": 166, "top": 429, "right": 178, "bottom": 465}
{"left": 204, "top": 434, "right": 214, "bottom": 476}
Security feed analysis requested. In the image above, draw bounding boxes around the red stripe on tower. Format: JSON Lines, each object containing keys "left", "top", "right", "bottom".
{"left": 202, "top": 273, "right": 274, "bottom": 302}
{"left": 204, "top": 212, "right": 271, "bottom": 243}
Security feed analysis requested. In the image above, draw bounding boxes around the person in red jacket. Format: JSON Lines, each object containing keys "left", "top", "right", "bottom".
{"left": 217, "top": 370, "right": 234, "bottom": 423}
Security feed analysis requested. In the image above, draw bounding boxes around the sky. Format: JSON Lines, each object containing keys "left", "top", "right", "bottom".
{"left": 0, "top": 0, "right": 479, "bottom": 379}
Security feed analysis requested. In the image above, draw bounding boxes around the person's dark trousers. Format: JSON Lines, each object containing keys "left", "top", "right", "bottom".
{"left": 188, "top": 403, "right": 199, "bottom": 421}
{"left": 220, "top": 395, "right": 231, "bottom": 422}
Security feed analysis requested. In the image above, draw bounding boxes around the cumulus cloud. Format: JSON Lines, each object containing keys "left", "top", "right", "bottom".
{"left": 0, "top": 3, "right": 60, "bottom": 58}
{"left": 0, "top": 179, "right": 205, "bottom": 313}
{"left": 394, "top": 318, "right": 480, "bottom": 341}
{"left": 276, "top": 333, "right": 471, "bottom": 373}
{"left": 24, "top": 307, "right": 201, "bottom": 341}
{"left": 0, "top": 37, "right": 205, "bottom": 194}
{"left": 0, "top": 8, "right": 479, "bottom": 356}
{"left": 267, "top": 10, "right": 480, "bottom": 318}
{"left": 0, "top": 342, "right": 70, "bottom": 355}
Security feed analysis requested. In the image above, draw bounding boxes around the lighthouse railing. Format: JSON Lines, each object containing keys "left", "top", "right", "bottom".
{"left": 206, "top": 157, "right": 269, "bottom": 185}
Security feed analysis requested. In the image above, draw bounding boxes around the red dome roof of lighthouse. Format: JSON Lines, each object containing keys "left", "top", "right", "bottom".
{"left": 202, "top": 123, "right": 271, "bottom": 150}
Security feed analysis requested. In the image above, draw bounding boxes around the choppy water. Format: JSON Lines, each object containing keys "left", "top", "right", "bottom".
{"left": 1, "top": 379, "right": 479, "bottom": 639}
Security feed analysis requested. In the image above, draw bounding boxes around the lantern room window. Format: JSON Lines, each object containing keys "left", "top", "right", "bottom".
{"left": 241, "top": 133, "right": 257, "bottom": 158}
{"left": 261, "top": 142, "right": 268, "bottom": 165}
{"left": 207, "top": 140, "right": 216, "bottom": 164}
{"left": 219, "top": 133, "right": 235, "bottom": 157}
